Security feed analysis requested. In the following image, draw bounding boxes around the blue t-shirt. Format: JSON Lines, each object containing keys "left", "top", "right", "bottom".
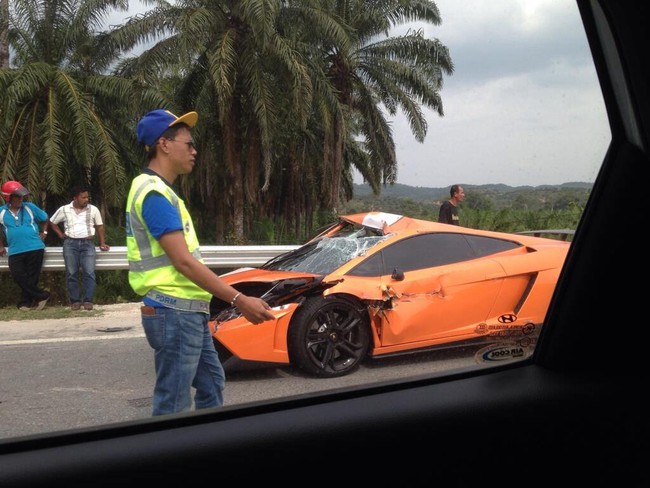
{"left": 140, "top": 190, "right": 184, "bottom": 307}
{"left": 0, "top": 202, "right": 48, "bottom": 256}
{"left": 141, "top": 192, "right": 183, "bottom": 239}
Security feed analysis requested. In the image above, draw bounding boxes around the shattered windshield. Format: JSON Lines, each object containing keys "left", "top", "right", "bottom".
{"left": 262, "top": 224, "right": 389, "bottom": 274}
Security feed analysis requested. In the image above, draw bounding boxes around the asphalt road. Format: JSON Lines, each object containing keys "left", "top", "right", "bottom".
{"left": 0, "top": 303, "right": 482, "bottom": 440}
{"left": 0, "top": 303, "right": 150, "bottom": 439}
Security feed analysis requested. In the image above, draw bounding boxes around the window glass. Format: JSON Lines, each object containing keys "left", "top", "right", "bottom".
{"left": 381, "top": 233, "right": 475, "bottom": 272}
{"left": 0, "top": 0, "right": 609, "bottom": 440}
{"left": 464, "top": 235, "right": 521, "bottom": 257}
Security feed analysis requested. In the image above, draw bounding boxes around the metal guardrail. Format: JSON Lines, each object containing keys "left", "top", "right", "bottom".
{"left": 0, "top": 245, "right": 300, "bottom": 272}
{"left": 0, "top": 229, "right": 575, "bottom": 271}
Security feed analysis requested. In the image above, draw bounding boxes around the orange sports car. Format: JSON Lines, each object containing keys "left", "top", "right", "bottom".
{"left": 209, "top": 212, "right": 570, "bottom": 377}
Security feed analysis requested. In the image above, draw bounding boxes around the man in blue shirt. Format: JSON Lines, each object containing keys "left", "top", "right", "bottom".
{"left": 127, "top": 109, "right": 274, "bottom": 415}
{"left": 0, "top": 181, "right": 51, "bottom": 310}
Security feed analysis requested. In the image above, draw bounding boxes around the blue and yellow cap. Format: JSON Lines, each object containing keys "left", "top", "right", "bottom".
{"left": 136, "top": 109, "right": 198, "bottom": 149}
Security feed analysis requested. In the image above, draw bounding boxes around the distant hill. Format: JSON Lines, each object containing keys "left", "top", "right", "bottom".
{"left": 353, "top": 182, "right": 592, "bottom": 202}
{"left": 349, "top": 182, "right": 593, "bottom": 212}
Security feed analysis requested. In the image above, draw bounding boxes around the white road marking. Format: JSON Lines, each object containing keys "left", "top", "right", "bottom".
{"left": 0, "top": 333, "right": 145, "bottom": 346}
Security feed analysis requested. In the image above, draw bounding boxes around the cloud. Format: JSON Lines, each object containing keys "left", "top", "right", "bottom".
{"left": 383, "top": 0, "right": 609, "bottom": 187}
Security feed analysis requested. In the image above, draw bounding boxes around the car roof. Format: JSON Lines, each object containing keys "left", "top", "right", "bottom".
{"left": 340, "top": 211, "right": 570, "bottom": 249}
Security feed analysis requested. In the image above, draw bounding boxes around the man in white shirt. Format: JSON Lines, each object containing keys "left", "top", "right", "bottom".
{"left": 49, "top": 185, "right": 110, "bottom": 310}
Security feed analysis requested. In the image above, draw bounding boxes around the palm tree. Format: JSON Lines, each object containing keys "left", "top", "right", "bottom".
{"left": 106, "top": 0, "right": 453, "bottom": 242}
{"left": 0, "top": 0, "right": 162, "bottom": 214}
{"left": 252, "top": 0, "right": 453, "bottom": 238}
{"left": 308, "top": 0, "right": 454, "bottom": 209}
{"left": 111, "top": 0, "right": 344, "bottom": 242}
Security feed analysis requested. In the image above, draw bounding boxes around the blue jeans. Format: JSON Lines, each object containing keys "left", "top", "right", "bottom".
{"left": 141, "top": 307, "right": 225, "bottom": 416}
{"left": 62, "top": 238, "right": 97, "bottom": 303}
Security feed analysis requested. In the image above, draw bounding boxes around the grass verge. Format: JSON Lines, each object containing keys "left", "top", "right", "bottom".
{"left": 2, "top": 306, "right": 106, "bottom": 321}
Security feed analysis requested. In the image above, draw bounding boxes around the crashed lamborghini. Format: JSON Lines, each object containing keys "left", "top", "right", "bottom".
{"left": 209, "top": 212, "right": 570, "bottom": 378}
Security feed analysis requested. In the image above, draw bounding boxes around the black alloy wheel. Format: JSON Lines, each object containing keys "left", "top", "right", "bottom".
{"left": 287, "top": 296, "right": 370, "bottom": 377}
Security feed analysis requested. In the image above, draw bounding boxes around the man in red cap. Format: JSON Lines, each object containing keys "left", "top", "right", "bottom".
{"left": 0, "top": 180, "right": 51, "bottom": 310}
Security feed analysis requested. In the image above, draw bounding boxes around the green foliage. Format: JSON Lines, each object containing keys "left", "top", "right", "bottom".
{"left": 0, "top": 0, "right": 165, "bottom": 215}
{"left": 249, "top": 217, "right": 290, "bottom": 245}
{"left": 0, "top": 271, "right": 23, "bottom": 307}
{"left": 94, "top": 269, "right": 139, "bottom": 303}
{"left": 104, "top": 224, "right": 126, "bottom": 245}
{"left": 0, "top": 263, "right": 138, "bottom": 309}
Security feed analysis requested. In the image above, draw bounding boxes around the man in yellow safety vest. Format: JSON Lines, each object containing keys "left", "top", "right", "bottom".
{"left": 126, "top": 109, "right": 274, "bottom": 416}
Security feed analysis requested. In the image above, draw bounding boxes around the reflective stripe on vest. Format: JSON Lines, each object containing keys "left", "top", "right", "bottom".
{"left": 128, "top": 248, "right": 203, "bottom": 272}
{"left": 145, "top": 289, "right": 209, "bottom": 313}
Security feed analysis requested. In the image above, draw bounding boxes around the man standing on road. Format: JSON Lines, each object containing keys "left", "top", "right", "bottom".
{"left": 126, "top": 108, "right": 274, "bottom": 416}
{"left": 49, "top": 185, "right": 110, "bottom": 311}
{"left": 438, "top": 184, "right": 465, "bottom": 225}
{"left": 0, "top": 180, "right": 51, "bottom": 311}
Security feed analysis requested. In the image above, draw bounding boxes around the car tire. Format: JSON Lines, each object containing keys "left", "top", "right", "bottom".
{"left": 287, "top": 295, "right": 370, "bottom": 378}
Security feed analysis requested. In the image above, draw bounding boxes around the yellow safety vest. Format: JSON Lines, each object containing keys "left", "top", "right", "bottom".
{"left": 125, "top": 174, "right": 211, "bottom": 313}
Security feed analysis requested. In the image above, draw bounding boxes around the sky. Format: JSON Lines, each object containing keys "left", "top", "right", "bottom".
{"left": 111, "top": 1, "right": 610, "bottom": 188}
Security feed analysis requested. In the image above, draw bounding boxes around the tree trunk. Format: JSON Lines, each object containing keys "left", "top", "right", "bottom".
{"left": 323, "top": 115, "right": 344, "bottom": 211}
{"left": 0, "top": 0, "right": 9, "bottom": 68}
{"left": 223, "top": 99, "right": 245, "bottom": 243}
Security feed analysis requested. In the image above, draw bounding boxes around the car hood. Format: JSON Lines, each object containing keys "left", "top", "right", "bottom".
{"left": 219, "top": 266, "right": 343, "bottom": 307}
{"left": 219, "top": 267, "right": 322, "bottom": 284}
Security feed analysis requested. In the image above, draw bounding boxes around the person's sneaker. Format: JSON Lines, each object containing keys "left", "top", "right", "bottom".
{"left": 71, "top": 303, "right": 81, "bottom": 311}
{"left": 83, "top": 302, "right": 94, "bottom": 311}
{"left": 18, "top": 306, "right": 31, "bottom": 311}
{"left": 36, "top": 297, "right": 49, "bottom": 310}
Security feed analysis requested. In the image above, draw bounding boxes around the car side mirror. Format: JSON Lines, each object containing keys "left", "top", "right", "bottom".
{"left": 391, "top": 268, "right": 404, "bottom": 281}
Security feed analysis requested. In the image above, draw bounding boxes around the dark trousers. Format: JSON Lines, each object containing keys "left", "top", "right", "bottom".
{"left": 8, "top": 249, "right": 49, "bottom": 308}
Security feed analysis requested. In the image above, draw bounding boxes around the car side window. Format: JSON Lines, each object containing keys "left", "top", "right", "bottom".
{"left": 464, "top": 235, "right": 521, "bottom": 258}
{"left": 349, "top": 233, "right": 471, "bottom": 277}
{"left": 383, "top": 233, "right": 475, "bottom": 272}
{"left": 349, "top": 233, "right": 518, "bottom": 277}
{"left": 347, "top": 251, "right": 384, "bottom": 277}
